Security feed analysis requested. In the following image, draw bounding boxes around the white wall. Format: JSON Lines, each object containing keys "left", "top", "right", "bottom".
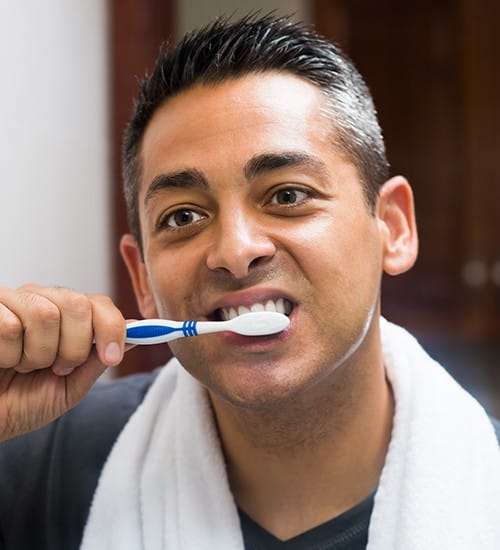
{"left": 0, "top": 1, "right": 307, "bottom": 295}
{"left": 0, "top": 1, "right": 111, "bottom": 295}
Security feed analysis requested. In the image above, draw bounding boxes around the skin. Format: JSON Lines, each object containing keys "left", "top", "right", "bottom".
{"left": 120, "top": 73, "right": 418, "bottom": 538}
{"left": 0, "top": 284, "right": 127, "bottom": 441}
{"left": 0, "top": 70, "right": 417, "bottom": 540}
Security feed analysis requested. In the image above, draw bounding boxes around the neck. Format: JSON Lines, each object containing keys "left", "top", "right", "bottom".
{"left": 209, "top": 329, "right": 394, "bottom": 540}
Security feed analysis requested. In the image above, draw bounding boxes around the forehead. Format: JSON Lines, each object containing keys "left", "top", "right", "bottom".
{"left": 138, "top": 73, "right": 335, "bottom": 191}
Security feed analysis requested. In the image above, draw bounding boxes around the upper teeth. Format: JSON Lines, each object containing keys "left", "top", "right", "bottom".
{"left": 220, "top": 299, "right": 292, "bottom": 321}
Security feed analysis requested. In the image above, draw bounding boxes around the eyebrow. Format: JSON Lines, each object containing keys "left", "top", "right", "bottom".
{"left": 143, "top": 151, "right": 328, "bottom": 209}
{"left": 244, "top": 152, "right": 329, "bottom": 180}
{"left": 144, "top": 169, "right": 208, "bottom": 209}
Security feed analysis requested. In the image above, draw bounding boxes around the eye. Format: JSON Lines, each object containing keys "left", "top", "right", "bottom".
{"left": 162, "top": 208, "right": 206, "bottom": 228}
{"left": 270, "top": 187, "right": 310, "bottom": 205}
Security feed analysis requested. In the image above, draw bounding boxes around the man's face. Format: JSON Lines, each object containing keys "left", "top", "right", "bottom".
{"left": 130, "top": 73, "right": 386, "bottom": 408}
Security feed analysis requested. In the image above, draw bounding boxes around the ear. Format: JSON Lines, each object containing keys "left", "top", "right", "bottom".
{"left": 376, "top": 176, "right": 418, "bottom": 276}
{"left": 120, "top": 234, "right": 159, "bottom": 318}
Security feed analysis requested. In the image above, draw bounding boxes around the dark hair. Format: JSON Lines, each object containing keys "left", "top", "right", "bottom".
{"left": 123, "top": 13, "right": 389, "bottom": 246}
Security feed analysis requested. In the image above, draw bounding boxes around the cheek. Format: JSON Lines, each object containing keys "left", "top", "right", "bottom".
{"left": 274, "top": 215, "right": 350, "bottom": 278}
{"left": 280, "top": 212, "right": 382, "bottom": 300}
{"left": 146, "top": 250, "right": 201, "bottom": 317}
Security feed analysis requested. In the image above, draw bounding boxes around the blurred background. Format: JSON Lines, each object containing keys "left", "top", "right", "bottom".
{"left": 0, "top": 0, "right": 498, "bottom": 416}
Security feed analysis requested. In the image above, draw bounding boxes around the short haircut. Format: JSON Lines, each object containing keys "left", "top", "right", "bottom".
{"left": 123, "top": 13, "right": 389, "bottom": 247}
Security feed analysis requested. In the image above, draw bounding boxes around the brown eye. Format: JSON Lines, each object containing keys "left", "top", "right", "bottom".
{"left": 271, "top": 188, "right": 309, "bottom": 205}
{"left": 165, "top": 209, "right": 204, "bottom": 228}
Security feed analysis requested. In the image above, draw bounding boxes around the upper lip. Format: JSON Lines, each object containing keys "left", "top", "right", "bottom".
{"left": 204, "top": 288, "right": 297, "bottom": 320}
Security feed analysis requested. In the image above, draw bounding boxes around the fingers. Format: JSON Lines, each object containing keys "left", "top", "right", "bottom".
{"left": 88, "top": 293, "right": 126, "bottom": 369}
{"left": 0, "top": 285, "right": 62, "bottom": 372}
{"left": 21, "top": 290, "right": 61, "bottom": 371}
{"left": 0, "top": 284, "right": 127, "bottom": 376}
{"left": 48, "top": 288, "right": 93, "bottom": 374}
{"left": 0, "top": 302, "right": 23, "bottom": 369}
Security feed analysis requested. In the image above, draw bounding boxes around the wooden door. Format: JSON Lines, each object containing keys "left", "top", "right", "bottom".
{"left": 111, "top": 1, "right": 499, "bottom": 377}
{"left": 111, "top": 0, "right": 175, "bottom": 376}
{"left": 312, "top": 0, "right": 500, "bottom": 340}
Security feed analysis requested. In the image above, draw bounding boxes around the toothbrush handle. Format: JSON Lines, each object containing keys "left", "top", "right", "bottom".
{"left": 126, "top": 319, "right": 199, "bottom": 345}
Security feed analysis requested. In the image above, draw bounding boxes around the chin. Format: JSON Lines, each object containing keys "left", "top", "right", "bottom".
{"left": 207, "top": 360, "right": 331, "bottom": 413}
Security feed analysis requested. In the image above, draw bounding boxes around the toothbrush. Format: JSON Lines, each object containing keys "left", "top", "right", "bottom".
{"left": 125, "top": 311, "right": 290, "bottom": 345}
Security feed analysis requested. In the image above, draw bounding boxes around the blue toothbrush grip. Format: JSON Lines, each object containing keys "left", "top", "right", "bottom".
{"left": 126, "top": 324, "right": 182, "bottom": 339}
{"left": 126, "top": 320, "right": 199, "bottom": 342}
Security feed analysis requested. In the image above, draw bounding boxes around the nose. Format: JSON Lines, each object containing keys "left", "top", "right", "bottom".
{"left": 206, "top": 209, "right": 276, "bottom": 279}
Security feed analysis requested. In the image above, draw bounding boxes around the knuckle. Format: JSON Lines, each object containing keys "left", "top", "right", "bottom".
{"left": 30, "top": 299, "right": 61, "bottom": 326}
{"left": 89, "top": 293, "right": 114, "bottom": 307}
{"left": 0, "top": 316, "right": 23, "bottom": 343}
{"left": 17, "top": 283, "right": 41, "bottom": 293}
{"left": 64, "top": 292, "right": 92, "bottom": 319}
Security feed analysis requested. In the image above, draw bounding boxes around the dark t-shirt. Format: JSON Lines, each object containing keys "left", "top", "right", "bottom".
{"left": 239, "top": 493, "right": 374, "bottom": 550}
{"left": 0, "top": 372, "right": 498, "bottom": 549}
{"left": 0, "top": 372, "right": 156, "bottom": 550}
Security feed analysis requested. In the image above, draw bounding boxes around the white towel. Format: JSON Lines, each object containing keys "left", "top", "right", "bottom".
{"left": 80, "top": 357, "right": 243, "bottom": 550}
{"left": 81, "top": 319, "right": 500, "bottom": 549}
{"left": 368, "top": 319, "right": 500, "bottom": 549}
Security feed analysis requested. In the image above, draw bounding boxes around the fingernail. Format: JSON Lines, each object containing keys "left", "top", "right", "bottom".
{"left": 55, "top": 367, "right": 75, "bottom": 377}
{"left": 104, "top": 342, "right": 121, "bottom": 365}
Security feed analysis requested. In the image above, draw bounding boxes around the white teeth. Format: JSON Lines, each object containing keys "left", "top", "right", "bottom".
{"left": 220, "top": 299, "right": 292, "bottom": 321}
{"left": 237, "top": 305, "right": 250, "bottom": 316}
{"left": 265, "top": 300, "right": 276, "bottom": 312}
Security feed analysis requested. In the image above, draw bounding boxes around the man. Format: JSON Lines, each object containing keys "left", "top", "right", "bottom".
{"left": 0, "top": 14, "right": 498, "bottom": 550}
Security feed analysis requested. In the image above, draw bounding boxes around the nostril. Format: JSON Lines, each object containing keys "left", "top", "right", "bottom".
{"left": 206, "top": 228, "right": 276, "bottom": 279}
{"left": 248, "top": 255, "right": 273, "bottom": 271}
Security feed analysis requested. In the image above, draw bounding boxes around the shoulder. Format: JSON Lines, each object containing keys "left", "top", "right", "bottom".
{"left": 0, "top": 370, "right": 159, "bottom": 549}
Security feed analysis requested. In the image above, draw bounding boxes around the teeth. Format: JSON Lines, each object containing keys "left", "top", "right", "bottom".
{"left": 265, "top": 300, "right": 276, "bottom": 312}
{"left": 220, "top": 299, "right": 292, "bottom": 321}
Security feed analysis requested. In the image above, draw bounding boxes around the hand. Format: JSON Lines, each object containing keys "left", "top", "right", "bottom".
{"left": 0, "top": 284, "right": 128, "bottom": 442}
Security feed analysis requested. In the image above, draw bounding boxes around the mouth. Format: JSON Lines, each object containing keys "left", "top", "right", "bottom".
{"left": 211, "top": 298, "right": 294, "bottom": 322}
